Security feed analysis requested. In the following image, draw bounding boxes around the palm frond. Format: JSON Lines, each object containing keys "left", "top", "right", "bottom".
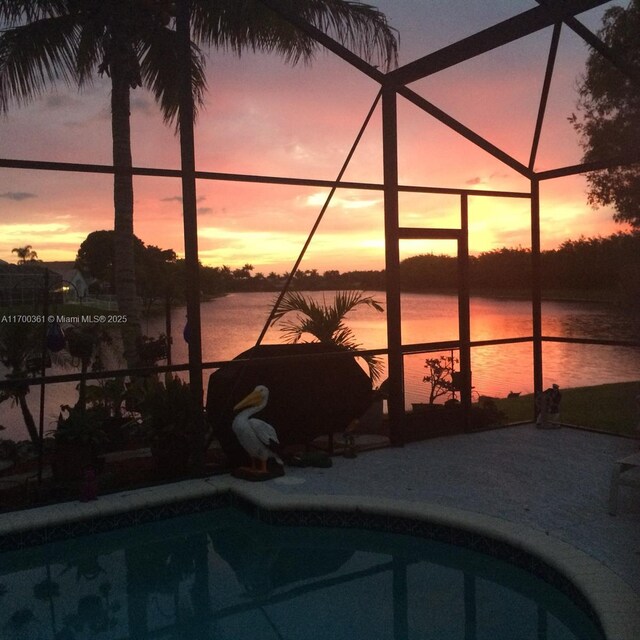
{"left": 190, "top": 0, "right": 397, "bottom": 70}
{"left": 0, "top": 1, "right": 67, "bottom": 25}
{"left": 270, "top": 289, "right": 384, "bottom": 381}
{"left": 332, "top": 324, "right": 358, "bottom": 348}
{"left": 75, "top": 15, "right": 106, "bottom": 87}
{"left": 295, "top": 0, "right": 398, "bottom": 70}
{"left": 276, "top": 318, "right": 307, "bottom": 343}
{"left": 0, "top": 14, "right": 80, "bottom": 113}
{"left": 270, "top": 290, "right": 319, "bottom": 325}
{"left": 332, "top": 290, "right": 383, "bottom": 317}
{"left": 138, "top": 26, "right": 207, "bottom": 127}
{"left": 331, "top": 323, "right": 384, "bottom": 383}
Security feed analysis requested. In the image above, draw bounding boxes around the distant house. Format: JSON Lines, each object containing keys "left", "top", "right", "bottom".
{"left": 0, "top": 262, "right": 62, "bottom": 307}
{"left": 41, "top": 262, "right": 92, "bottom": 301}
{"left": 40, "top": 262, "right": 119, "bottom": 310}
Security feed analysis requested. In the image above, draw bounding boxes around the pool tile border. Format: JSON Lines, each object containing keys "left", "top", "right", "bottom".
{"left": 1, "top": 476, "right": 638, "bottom": 640}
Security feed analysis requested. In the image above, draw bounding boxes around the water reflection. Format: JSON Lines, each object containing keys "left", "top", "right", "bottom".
{"left": 0, "top": 508, "right": 603, "bottom": 640}
{"left": 1, "top": 292, "right": 638, "bottom": 440}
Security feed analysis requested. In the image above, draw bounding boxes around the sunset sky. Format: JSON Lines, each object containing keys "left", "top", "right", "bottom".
{"left": 0, "top": 0, "right": 631, "bottom": 274}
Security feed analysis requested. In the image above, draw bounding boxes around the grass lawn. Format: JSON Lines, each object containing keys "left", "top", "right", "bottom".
{"left": 494, "top": 381, "right": 640, "bottom": 437}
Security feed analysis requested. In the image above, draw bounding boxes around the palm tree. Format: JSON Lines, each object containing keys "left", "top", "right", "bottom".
{"left": 0, "top": 322, "right": 44, "bottom": 444}
{"left": 11, "top": 245, "right": 39, "bottom": 264}
{"left": 0, "top": 1, "right": 397, "bottom": 367}
{"left": 270, "top": 289, "right": 384, "bottom": 382}
{"left": 1, "top": 1, "right": 208, "bottom": 366}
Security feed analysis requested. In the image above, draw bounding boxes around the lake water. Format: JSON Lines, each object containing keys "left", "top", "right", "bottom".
{"left": 1, "top": 292, "right": 639, "bottom": 442}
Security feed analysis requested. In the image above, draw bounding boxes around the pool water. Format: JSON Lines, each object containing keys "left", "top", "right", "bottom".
{"left": 0, "top": 507, "right": 603, "bottom": 640}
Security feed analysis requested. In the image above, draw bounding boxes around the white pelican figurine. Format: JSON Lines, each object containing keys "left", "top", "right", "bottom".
{"left": 232, "top": 385, "right": 283, "bottom": 477}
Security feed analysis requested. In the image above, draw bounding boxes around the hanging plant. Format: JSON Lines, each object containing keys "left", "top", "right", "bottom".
{"left": 46, "top": 320, "right": 66, "bottom": 352}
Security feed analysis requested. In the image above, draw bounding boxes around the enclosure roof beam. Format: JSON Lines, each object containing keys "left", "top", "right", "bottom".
{"left": 536, "top": 150, "right": 640, "bottom": 180}
{"left": 257, "top": 0, "right": 531, "bottom": 177}
{"left": 396, "top": 88, "right": 533, "bottom": 178}
{"left": 0, "top": 157, "right": 531, "bottom": 196}
{"left": 535, "top": 0, "right": 640, "bottom": 85}
{"left": 399, "top": 228, "right": 461, "bottom": 240}
{"left": 529, "top": 23, "right": 562, "bottom": 171}
{"left": 386, "top": 0, "right": 609, "bottom": 87}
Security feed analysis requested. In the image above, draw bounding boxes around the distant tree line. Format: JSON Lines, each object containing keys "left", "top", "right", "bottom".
{"left": 74, "top": 231, "right": 640, "bottom": 313}
{"left": 76, "top": 231, "right": 232, "bottom": 312}
{"left": 399, "top": 233, "right": 640, "bottom": 312}
{"left": 75, "top": 231, "right": 388, "bottom": 305}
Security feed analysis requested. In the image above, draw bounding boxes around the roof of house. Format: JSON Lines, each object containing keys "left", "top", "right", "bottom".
{"left": 40, "top": 261, "right": 76, "bottom": 276}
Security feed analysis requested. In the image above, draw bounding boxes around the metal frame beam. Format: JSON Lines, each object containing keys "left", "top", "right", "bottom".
{"left": 382, "top": 85, "right": 404, "bottom": 446}
{"left": 529, "top": 23, "right": 562, "bottom": 170}
{"left": 177, "top": 0, "right": 205, "bottom": 471}
{"left": 535, "top": 0, "right": 640, "bottom": 86}
{"left": 458, "top": 195, "right": 472, "bottom": 427}
{"left": 398, "top": 228, "right": 461, "bottom": 240}
{"left": 537, "top": 152, "right": 640, "bottom": 180}
{"left": 386, "top": 0, "right": 609, "bottom": 86}
{"left": 396, "top": 87, "right": 532, "bottom": 178}
{"left": 0, "top": 157, "right": 531, "bottom": 197}
{"left": 531, "top": 179, "right": 543, "bottom": 404}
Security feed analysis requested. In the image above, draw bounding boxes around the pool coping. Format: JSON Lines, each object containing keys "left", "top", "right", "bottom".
{"left": 1, "top": 475, "right": 638, "bottom": 640}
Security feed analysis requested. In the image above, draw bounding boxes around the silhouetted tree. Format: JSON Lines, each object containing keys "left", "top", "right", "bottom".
{"left": 1, "top": 1, "right": 397, "bottom": 368}
{"left": 0, "top": 322, "right": 43, "bottom": 443}
{"left": 11, "top": 245, "right": 39, "bottom": 264}
{"left": 76, "top": 230, "right": 181, "bottom": 311}
{"left": 472, "top": 248, "right": 531, "bottom": 290}
{"left": 137, "top": 244, "right": 178, "bottom": 314}
{"left": 0, "top": 2, "right": 208, "bottom": 366}
{"left": 571, "top": 0, "right": 640, "bottom": 227}
{"left": 232, "top": 264, "right": 254, "bottom": 280}
{"left": 401, "top": 254, "right": 457, "bottom": 290}
{"left": 423, "top": 355, "right": 458, "bottom": 404}
{"left": 75, "top": 230, "right": 146, "bottom": 292}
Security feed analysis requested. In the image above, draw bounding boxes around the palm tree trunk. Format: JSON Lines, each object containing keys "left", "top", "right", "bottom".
{"left": 111, "top": 40, "right": 141, "bottom": 368}
{"left": 17, "top": 391, "right": 39, "bottom": 445}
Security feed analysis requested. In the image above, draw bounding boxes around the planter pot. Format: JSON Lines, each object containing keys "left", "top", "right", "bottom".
{"left": 469, "top": 404, "right": 507, "bottom": 430}
{"left": 206, "top": 343, "right": 373, "bottom": 468}
{"left": 404, "top": 404, "right": 466, "bottom": 442}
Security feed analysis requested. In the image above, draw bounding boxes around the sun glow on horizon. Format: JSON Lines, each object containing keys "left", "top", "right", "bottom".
{"left": 0, "top": 1, "right": 632, "bottom": 273}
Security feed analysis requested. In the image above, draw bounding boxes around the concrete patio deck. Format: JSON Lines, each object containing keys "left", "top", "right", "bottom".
{"left": 245, "top": 423, "right": 640, "bottom": 638}
{"left": 1, "top": 423, "right": 638, "bottom": 638}
{"left": 277, "top": 424, "right": 640, "bottom": 594}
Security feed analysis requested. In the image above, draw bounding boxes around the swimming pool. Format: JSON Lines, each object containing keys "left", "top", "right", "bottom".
{"left": 0, "top": 504, "right": 603, "bottom": 640}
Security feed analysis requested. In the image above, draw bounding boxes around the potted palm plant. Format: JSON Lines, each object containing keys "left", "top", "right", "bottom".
{"left": 270, "top": 290, "right": 384, "bottom": 383}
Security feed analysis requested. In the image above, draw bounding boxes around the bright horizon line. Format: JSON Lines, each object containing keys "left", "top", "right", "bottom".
{"left": 5, "top": 227, "right": 633, "bottom": 275}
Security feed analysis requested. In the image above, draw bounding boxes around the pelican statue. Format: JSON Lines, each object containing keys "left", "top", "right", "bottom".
{"left": 232, "top": 385, "right": 283, "bottom": 478}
